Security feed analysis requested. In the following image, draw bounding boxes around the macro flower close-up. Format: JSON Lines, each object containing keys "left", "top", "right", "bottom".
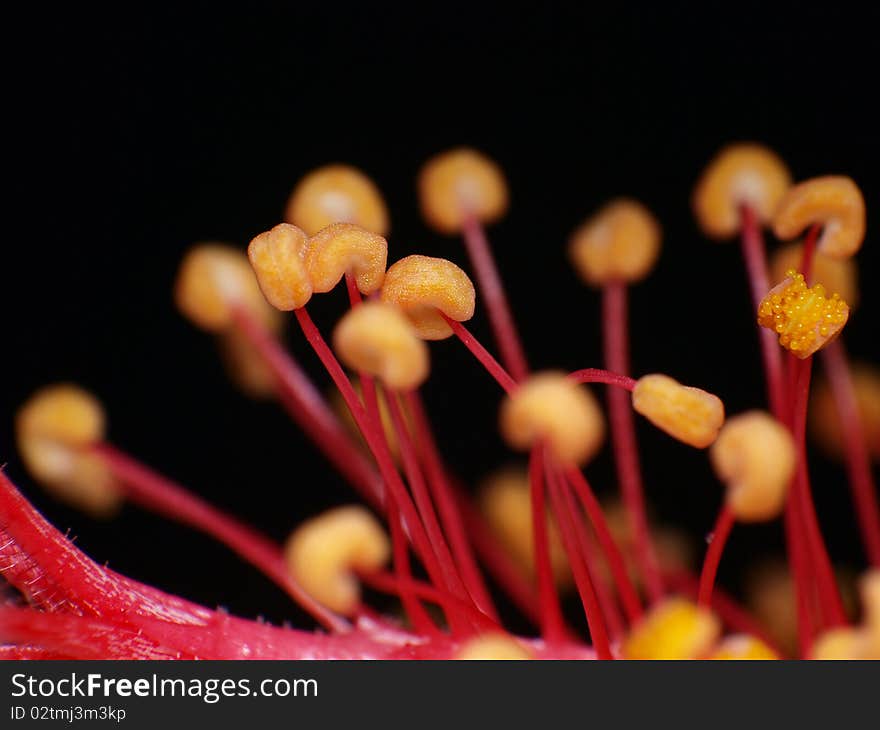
{"left": 2, "top": 5, "right": 878, "bottom": 669}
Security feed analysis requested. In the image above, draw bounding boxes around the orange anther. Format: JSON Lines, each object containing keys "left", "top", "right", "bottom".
{"left": 380, "top": 255, "right": 476, "bottom": 339}
{"left": 773, "top": 176, "right": 865, "bottom": 259}
{"left": 693, "top": 143, "right": 792, "bottom": 238}
{"left": 333, "top": 302, "right": 429, "bottom": 391}
{"left": 419, "top": 148, "right": 508, "bottom": 234}
{"left": 247, "top": 223, "right": 312, "bottom": 311}
{"left": 569, "top": 199, "right": 662, "bottom": 285}
{"left": 500, "top": 372, "right": 605, "bottom": 466}
{"left": 306, "top": 223, "right": 388, "bottom": 296}
{"left": 285, "top": 164, "right": 389, "bottom": 236}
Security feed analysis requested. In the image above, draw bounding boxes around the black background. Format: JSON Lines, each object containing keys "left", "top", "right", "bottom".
{"left": 3, "top": 3, "right": 879, "bottom": 632}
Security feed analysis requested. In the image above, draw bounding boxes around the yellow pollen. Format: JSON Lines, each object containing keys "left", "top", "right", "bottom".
{"left": 757, "top": 270, "right": 849, "bottom": 358}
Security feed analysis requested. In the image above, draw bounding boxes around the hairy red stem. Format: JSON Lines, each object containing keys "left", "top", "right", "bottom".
{"left": 568, "top": 367, "right": 637, "bottom": 391}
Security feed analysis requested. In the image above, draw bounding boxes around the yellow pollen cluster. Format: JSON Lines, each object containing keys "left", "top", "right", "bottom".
{"left": 757, "top": 270, "right": 849, "bottom": 358}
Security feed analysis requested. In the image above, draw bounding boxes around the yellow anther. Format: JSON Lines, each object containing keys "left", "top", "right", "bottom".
{"left": 811, "top": 570, "right": 880, "bottom": 659}
{"left": 810, "top": 363, "right": 880, "bottom": 461}
{"left": 709, "top": 634, "right": 779, "bottom": 660}
{"left": 811, "top": 627, "right": 875, "bottom": 660}
{"left": 16, "top": 385, "right": 120, "bottom": 517}
{"left": 622, "top": 598, "right": 721, "bottom": 659}
{"left": 333, "top": 302, "right": 429, "bottom": 391}
{"left": 861, "top": 570, "right": 880, "bottom": 654}
{"left": 769, "top": 242, "right": 858, "bottom": 310}
{"left": 306, "top": 223, "right": 388, "bottom": 296}
{"left": 418, "top": 148, "right": 508, "bottom": 234}
{"left": 757, "top": 270, "right": 849, "bottom": 358}
{"left": 455, "top": 633, "right": 533, "bottom": 660}
{"left": 284, "top": 506, "right": 390, "bottom": 615}
{"left": 380, "top": 255, "right": 476, "bottom": 340}
{"left": 500, "top": 372, "right": 605, "bottom": 466}
{"left": 710, "top": 411, "right": 796, "bottom": 522}
{"left": 632, "top": 374, "right": 725, "bottom": 448}
{"left": 692, "top": 143, "right": 792, "bottom": 239}
{"left": 478, "top": 468, "right": 570, "bottom": 586}
{"left": 219, "top": 328, "right": 278, "bottom": 399}
{"left": 247, "top": 223, "right": 312, "bottom": 311}
{"left": 284, "top": 164, "right": 389, "bottom": 236}
{"left": 175, "top": 244, "right": 275, "bottom": 332}
{"left": 773, "top": 176, "right": 866, "bottom": 259}
{"left": 568, "top": 199, "right": 662, "bottom": 286}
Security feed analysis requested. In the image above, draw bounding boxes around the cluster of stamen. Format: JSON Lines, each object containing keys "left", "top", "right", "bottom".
{"left": 3, "top": 143, "right": 877, "bottom": 663}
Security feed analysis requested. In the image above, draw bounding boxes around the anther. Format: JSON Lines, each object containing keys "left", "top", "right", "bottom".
{"left": 380, "top": 255, "right": 476, "bottom": 339}
{"left": 16, "top": 385, "right": 120, "bottom": 517}
{"left": 284, "top": 164, "right": 389, "bottom": 236}
{"left": 418, "top": 148, "right": 508, "bottom": 234}
{"left": 500, "top": 372, "right": 605, "bottom": 466}
{"left": 568, "top": 199, "right": 662, "bottom": 286}
{"left": 693, "top": 143, "right": 792, "bottom": 238}
{"left": 772, "top": 176, "right": 866, "bottom": 259}
{"left": 478, "top": 468, "right": 570, "bottom": 585}
{"left": 175, "top": 244, "right": 275, "bottom": 332}
{"left": 710, "top": 411, "right": 796, "bottom": 522}
{"left": 631, "top": 374, "right": 725, "bottom": 448}
{"left": 454, "top": 633, "right": 533, "bottom": 660}
{"left": 333, "top": 302, "right": 430, "bottom": 391}
{"left": 622, "top": 598, "right": 721, "bottom": 659}
{"left": 247, "top": 223, "right": 313, "bottom": 311}
{"left": 284, "top": 506, "right": 390, "bottom": 615}
{"left": 306, "top": 223, "right": 388, "bottom": 296}
{"left": 709, "top": 634, "right": 778, "bottom": 659}
{"left": 757, "top": 270, "right": 849, "bottom": 358}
